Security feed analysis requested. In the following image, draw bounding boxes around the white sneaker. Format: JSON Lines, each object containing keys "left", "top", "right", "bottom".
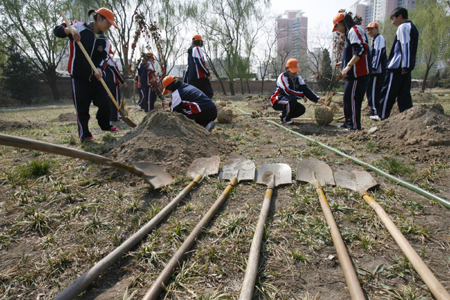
{"left": 205, "top": 121, "right": 216, "bottom": 132}
{"left": 370, "top": 115, "right": 381, "bottom": 121}
{"left": 281, "top": 120, "right": 294, "bottom": 125}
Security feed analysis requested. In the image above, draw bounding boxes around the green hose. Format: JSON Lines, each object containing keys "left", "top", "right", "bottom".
{"left": 266, "top": 120, "right": 450, "bottom": 209}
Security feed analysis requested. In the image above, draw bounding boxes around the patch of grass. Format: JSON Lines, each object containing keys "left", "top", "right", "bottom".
{"left": 374, "top": 157, "right": 416, "bottom": 176}
{"left": 18, "top": 159, "right": 52, "bottom": 178}
{"left": 291, "top": 250, "right": 310, "bottom": 264}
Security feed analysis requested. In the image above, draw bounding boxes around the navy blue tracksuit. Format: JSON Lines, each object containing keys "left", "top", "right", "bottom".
{"left": 183, "top": 45, "right": 214, "bottom": 99}
{"left": 103, "top": 54, "right": 125, "bottom": 122}
{"left": 341, "top": 24, "right": 371, "bottom": 130}
{"left": 170, "top": 83, "right": 217, "bottom": 127}
{"left": 378, "top": 20, "right": 418, "bottom": 119}
{"left": 366, "top": 34, "right": 387, "bottom": 115}
{"left": 138, "top": 61, "right": 157, "bottom": 112}
{"left": 270, "top": 71, "right": 319, "bottom": 122}
{"left": 54, "top": 21, "right": 112, "bottom": 140}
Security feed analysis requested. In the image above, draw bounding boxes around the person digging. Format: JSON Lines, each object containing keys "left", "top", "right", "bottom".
{"left": 270, "top": 58, "right": 325, "bottom": 124}
{"left": 162, "top": 75, "right": 217, "bottom": 132}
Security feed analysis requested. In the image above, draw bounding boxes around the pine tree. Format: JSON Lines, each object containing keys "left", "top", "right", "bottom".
{"left": 2, "top": 45, "right": 40, "bottom": 104}
{"left": 319, "top": 48, "right": 333, "bottom": 91}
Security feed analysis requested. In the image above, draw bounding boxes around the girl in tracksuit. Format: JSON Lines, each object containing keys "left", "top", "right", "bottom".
{"left": 183, "top": 34, "right": 214, "bottom": 99}
{"left": 137, "top": 54, "right": 157, "bottom": 112}
{"left": 333, "top": 12, "right": 371, "bottom": 131}
{"left": 54, "top": 7, "right": 119, "bottom": 142}
{"left": 162, "top": 76, "right": 217, "bottom": 131}
{"left": 102, "top": 51, "right": 127, "bottom": 122}
{"left": 270, "top": 58, "right": 324, "bottom": 124}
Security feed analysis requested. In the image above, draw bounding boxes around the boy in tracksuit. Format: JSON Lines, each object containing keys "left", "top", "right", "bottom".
{"left": 270, "top": 58, "right": 324, "bottom": 124}
{"left": 102, "top": 51, "right": 127, "bottom": 122}
{"left": 183, "top": 34, "right": 214, "bottom": 99}
{"left": 365, "top": 22, "right": 387, "bottom": 116}
{"left": 375, "top": 7, "right": 418, "bottom": 120}
{"left": 162, "top": 75, "right": 217, "bottom": 132}
{"left": 137, "top": 53, "right": 158, "bottom": 112}
{"left": 54, "top": 8, "right": 119, "bottom": 142}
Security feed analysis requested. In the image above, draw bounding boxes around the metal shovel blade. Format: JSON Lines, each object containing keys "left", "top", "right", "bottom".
{"left": 334, "top": 169, "right": 379, "bottom": 194}
{"left": 219, "top": 158, "right": 255, "bottom": 182}
{"left": 256, "top": 164, "right": 292, "bottom": 187}
{"left": 131, "top": 163, "right": 173, "bottom": 189}
{"left": 186, "top": 156, "right": 220, "bottom": 178}
{"left": 296, "top": 159, "right": 335, "bottom": 186}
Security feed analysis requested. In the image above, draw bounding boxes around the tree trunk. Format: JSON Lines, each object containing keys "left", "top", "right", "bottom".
{"left": 239, "top": 78, "right": 245, "bottom": 95}
{"left": 246, "top": 78, "right": 251, "bottom": 94}
{"left": 44, "top": 65, "right": 61, "bottom": 102}
{"left": 205, "top": 56, "right": 227, "bottom": 95}
{"left": 228, "top": 80, "right": 235, "bottom": 95}
{"left": 261, "top": 78, "right": 265, "bottom": 94}
{"left": 421, "top": 64, "right": 432, "bottom": 92}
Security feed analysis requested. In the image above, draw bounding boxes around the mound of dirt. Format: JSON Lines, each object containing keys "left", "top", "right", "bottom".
{"left": 107, "top": 111, "right": 233, "bottom": 177}
{"left": 412, "top": 92, "right": 438, "bottom": 102}
{"left": 358, "top": 104, "right": 450, "bottom": 161}
{"left": 246, "top": 95, "right": 271, "bottom": 111}
{"left": 50, "top": 112, "right": 77, "bottom": 123}
{"left": 0, "top": 120, "right": 43, "bottom": 131}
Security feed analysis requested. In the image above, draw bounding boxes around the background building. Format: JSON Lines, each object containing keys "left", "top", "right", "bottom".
{"left": 349, "top": 0, "right": 416, "bottom": 27}
{"left": 276, "top": 10, "right": 308, "bottom": 62}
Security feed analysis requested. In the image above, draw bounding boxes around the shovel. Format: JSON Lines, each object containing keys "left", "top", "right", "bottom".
{"left": 335, "top": 169, "right": 450, "bottom": 300}
{"left": 59, "top": 11, "right": 137, "bottom": 128}
{"left": 0, "top": 133, "right": 172, "bottom": 189}
{"left": 54, "top": 156, "right": 220, "bottom": 300}
{"left": 239, "top": 163, "right": 291, "bottom": 300}
{"left": 296, "top": 159, "right": 365, "bottom": 300}
{"left": 143, "top": 157, "right": 255, "bottom": 300}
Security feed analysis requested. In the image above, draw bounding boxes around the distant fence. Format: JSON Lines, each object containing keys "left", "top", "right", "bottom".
{"left": 38, "top": 77, "right": 424, "bottom": 100}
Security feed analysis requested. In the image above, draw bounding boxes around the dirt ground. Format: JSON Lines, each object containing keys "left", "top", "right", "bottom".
{"left": 0, "top": 91, "right": 450, "bottom": 300}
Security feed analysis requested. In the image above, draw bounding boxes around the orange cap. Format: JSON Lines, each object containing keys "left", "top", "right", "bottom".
{"left": 162, "top": 75, "right": 177, "bottom": 94}
{"left": 286, "top": 58, "right": 300, "bottom": 73}
{"left": 365, "top": 21, "right": 379, "bottom": 29}
{"left": 332, "top": 12, "right": 345, "bottom": 32}
{"left": 96, "top": 7, "right": 119, "bottom": 29}
{"left": 192, "top": 34, "right": 203, "bottom": 41}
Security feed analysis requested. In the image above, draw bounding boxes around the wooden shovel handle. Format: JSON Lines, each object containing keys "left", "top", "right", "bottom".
{"left": 143, "top": 177, "right": 238, "bottom": 300}
{"left": 239, "top": 188, "right": 273, "bottom": 300}
{"left": 317, "top": 187, "right": 365, "bottom": 300}
{"left": 59, "top": 12, "right": 125, "bottom": 115}
{"left": 55, "top": 174, "right": 202, "bottom": 300}
{"left": 0, "top": 133, "right": 143, "bottom": 177}
{"left": 363, "top": 194, "right": 450, "bottom": 300}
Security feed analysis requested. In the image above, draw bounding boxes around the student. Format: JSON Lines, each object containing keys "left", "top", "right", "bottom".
{"left": 373, "top": 7, "right": 419, "bottom": 121}
{"left": 184, "top": 34, "right": 214, "bottom": 99}
{"left": 135, "top": 68, "right": 144, "bottom": 109}
{"left": 103, "top": 50, "right": 127, "bottom": 122}
{"left": 162, "top": 75, "right": 217, "bottom": 132}
{"left": 333, "top": 11, "right": 371, "bottom": 131}
{"left": 365, "top": 22, "right": 387, "bottom": 116}
{"left": 54, "top": 7, "right": 119, "bottom": 142}
{"left": 270, "top": 58, "right": 324, "bottom": 124}
{"left": 137, "top": 53, "right": 157, "bottom": 112}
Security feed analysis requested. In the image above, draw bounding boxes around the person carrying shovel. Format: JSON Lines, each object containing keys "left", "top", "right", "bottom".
{"left": 270, "top": 58, "right": 324, "bottom": 124}
{"left": 162, "top": 75, "right": 217, "bottom": 132}
{"left": 54, "top": 7, "right": 120, "bottom": 142}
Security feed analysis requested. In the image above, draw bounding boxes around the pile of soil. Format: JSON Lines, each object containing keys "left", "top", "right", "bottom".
{"left": 358, "top": 104, "right": 450, "bottom": 161}
{"left": 246, "top": 95, "right": 271, "bottom": 111}
{"left": 107, "top": 111, "right": 233, "bottom": 176}
{"left": 412, "top": 92, "right": 438, "bottom": 102}
{"left": 0, "top": 120, "right": 42, "bottom": 131}
{"left": 49, "top": 112, "right": 77, "bottom": 123}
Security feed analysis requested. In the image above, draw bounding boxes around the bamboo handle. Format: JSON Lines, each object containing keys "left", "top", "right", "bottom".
{"left": 239, "top": 188, "right": 273, "bottom": 300}
{"left": 363, "top": 194, "right": 450, "bottom": 300}
{"left": 143, "top": 177, "right": 239, "bottom": 300}
{"left": 59, "top": 11, "right": 122, "bottom": 113}
{"left": 317, "top": 187, "right": 365, "bottom": 300}
{"left": 55, "top": 174, "right": 202, "bottom": 300}
{"left": 0, "top": 133, "right": 143, "bottom": 176}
